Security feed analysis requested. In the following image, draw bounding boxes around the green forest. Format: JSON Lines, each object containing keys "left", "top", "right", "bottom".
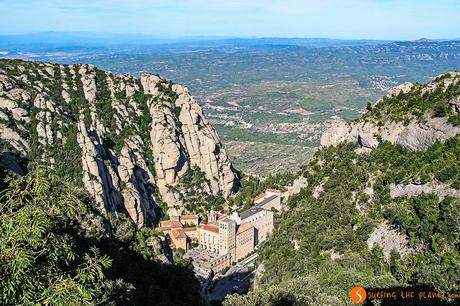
{"left": 224, "top": 75, "right": 460, "bottom": 305}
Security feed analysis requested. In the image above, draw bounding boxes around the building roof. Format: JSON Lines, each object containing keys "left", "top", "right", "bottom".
{"left": 216, "top": 212, "right": 228, "bottom": 220}
{"left": 253, "top": 193, "right": 267, "bottom": 202}
{"left": 181, "top": 214, "right": 199, "bottom": 220}
{"left": 171, "top": 229, "right": 187, "bottom": 239}
{"left": 184, "top": 248, "right": 230, "bottom": 269}
{"left": 254, "top": 194, "right": 278, "bottom": 208}
{"left": 237, "top": 222, "right": 254, "bottom": 235}
{"left": 200, "top": 223, "right": 219, "bottom": 234}
{"left": 240, "top": 207, "right": 265, "bottom": 220}
{"left": 182, "top": 227, "right": 197, "bottom": 232}
{"left": 219, "top": 218, "right": 235, "bottom": 225}
{"left": 155, "top": 227, "right": 172, "bottom": 232}
{"left": 266, "top": 188, "right": 281, "bottom": 194}
{"left": 160, "top": 220, "right": 183, "bottom": 229}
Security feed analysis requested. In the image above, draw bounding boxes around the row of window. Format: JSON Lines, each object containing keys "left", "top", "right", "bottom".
{"left": 202, "top": 244, "right": 219, "bottom": 253}
{"left": 237, "top": 236, "right": 253, "bottom": 244}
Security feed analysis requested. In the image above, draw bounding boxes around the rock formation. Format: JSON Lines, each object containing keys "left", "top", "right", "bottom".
{"left": 321, "top": 117, "right": 460, "bottom": 152}
{"left": 390, "top": 182, "right": 460, "bottom": 200}
{"left": 367, "top": 221, "right": 415, "bottom": 262}
{"left": 321, "top": 72, "right": 460, "bottom": 151}
{"left": 0, "top": 59, "right": 239, "bottom": 226}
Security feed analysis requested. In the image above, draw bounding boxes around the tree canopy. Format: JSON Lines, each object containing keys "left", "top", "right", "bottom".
{"left": 0, "top": 166, "right": 111, "bottom": 305}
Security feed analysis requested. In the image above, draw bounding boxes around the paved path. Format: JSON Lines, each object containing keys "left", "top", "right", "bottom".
{"left": 207, "top": 253, "right": 258, "bottom": 301}
{"left": 224, "top": 253, "right": 258, "bottom": 277}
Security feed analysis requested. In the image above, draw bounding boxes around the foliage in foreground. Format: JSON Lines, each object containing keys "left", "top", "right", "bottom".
{"left": 224, "top": 277, "right": 343, "bottom": 306}
{"left": 0, "top": 166, "right": 111, "bottom": 305}
{"left": 0, "top": 166, "right": 204, "bottom": 306}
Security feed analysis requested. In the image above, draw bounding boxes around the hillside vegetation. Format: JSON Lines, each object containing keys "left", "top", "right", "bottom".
{"left": 367, "top": 72, "right": 460, "bottom": 126}
{"left": 0, "top": 165, "right": 202, "bottom": 305}
{"left": 225, "top": 72, "right": 460, "bottom": 305}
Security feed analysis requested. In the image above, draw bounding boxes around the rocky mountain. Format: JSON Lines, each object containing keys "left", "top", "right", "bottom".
{"left": 0, "top": 59, "right": 239, "bottom": 226}
{"left": 226, "top": 72, "right": 460, "bottom": 305}
{"left": 321, "top": 72, "right": 460, "bottom": 152}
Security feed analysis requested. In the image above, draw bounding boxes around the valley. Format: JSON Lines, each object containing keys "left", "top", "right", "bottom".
{"left": 1, "top": 38, "right": 460, "bottom": 306}
{"left": 4, "top": 38, "right": 460, "bottom": 176}
{"left": 1, "top": 0, "right": 460, "bottom": 304}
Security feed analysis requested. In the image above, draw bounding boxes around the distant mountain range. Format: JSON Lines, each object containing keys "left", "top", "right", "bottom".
{"left": 3, "top": 31, "right": 459, "bottom": 52}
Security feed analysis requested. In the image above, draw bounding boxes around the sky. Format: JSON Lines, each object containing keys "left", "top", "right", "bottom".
{"left": 0, "top": 0, "right": 459, "bottom": 40}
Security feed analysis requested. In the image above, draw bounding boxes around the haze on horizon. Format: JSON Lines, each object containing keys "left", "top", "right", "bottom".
{"left": 0, "top": 0, "right": 459, "bottom": 40}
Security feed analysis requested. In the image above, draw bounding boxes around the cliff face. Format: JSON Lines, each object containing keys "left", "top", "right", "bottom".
{"left": 0, "top": 59, "right": 239, "bottom": 225}
{"left": 321, "top": 72, "right": 460, "bottom": 151}
{"left": 142, "top": 75, "right": 237, "bottom": 215}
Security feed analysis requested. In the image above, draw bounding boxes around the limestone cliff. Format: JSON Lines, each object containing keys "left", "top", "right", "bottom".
{"left": 321, "top": 72, "right": 460, "bottom": 151}
{"left": 0, "top": 59, "right": 239, "bottom": 225}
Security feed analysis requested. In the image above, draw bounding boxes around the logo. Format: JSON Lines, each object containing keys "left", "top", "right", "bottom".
{"left": 350, "top": 286, "right": 367, "bottom": 304}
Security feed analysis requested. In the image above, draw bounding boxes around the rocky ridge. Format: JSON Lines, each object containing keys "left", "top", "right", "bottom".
{"left": 316, "top": 72, "right": 460, "bottom": 258}
{"left": 0, "top": 59, "right": 239, "bottom": 226}
{"left": 321, "top": 72, "right": 460, "bottom": 151}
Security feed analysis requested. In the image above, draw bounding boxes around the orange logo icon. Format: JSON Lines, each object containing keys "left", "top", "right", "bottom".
{"left": 350, "top": 286, "right": 367, "bottom": 304}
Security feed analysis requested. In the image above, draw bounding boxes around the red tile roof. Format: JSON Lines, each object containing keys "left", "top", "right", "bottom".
{"left": 182, "top": 227, "right": 197, "bottom": 232}
{"left": 216, "top": 211, "right": 228, "bottom": 220}
{"left": 171, "top": 229, "right": 187, "bottom": 239}
{"left": 181, "top": 214, "right": 199, "bottom": 220}
{"left": 266, "top": 188, "right": 281, "bottom": 194}
{"left": 160, "top": 220, "right": 183, "bottom": 229}
{"left": 155, "top": 227, "right": 171, "bottom": 232}
{"left": 200, "top": 224, "right": 219, "bottom": 234}
{"left": 254, "top": 193, "right": 267, "bottom": 202}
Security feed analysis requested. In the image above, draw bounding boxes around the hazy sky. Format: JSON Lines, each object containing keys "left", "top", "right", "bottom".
{"left": 0, "top": 0, "right": 459, "bottom": 39}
